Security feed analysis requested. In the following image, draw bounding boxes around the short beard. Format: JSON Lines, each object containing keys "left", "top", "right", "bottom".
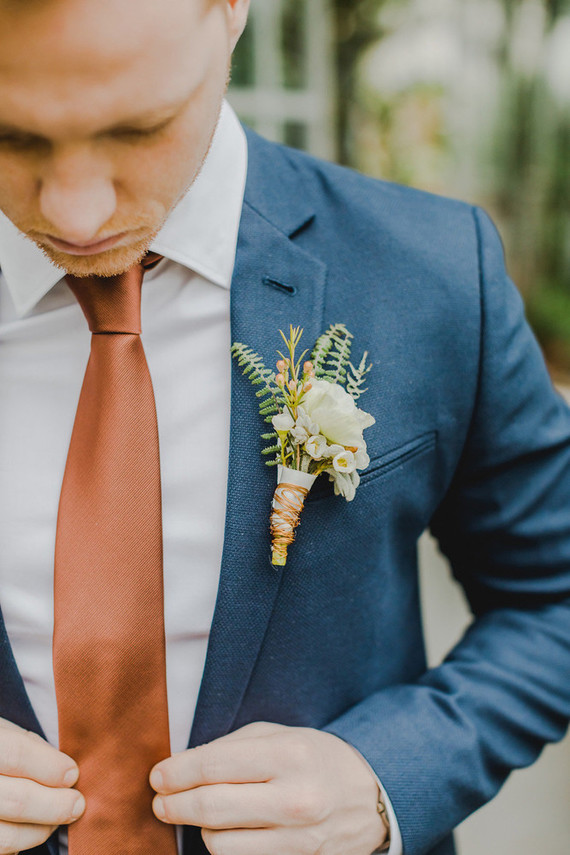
{"left": 30, "top": 229, "right": 161, "bottom": 278}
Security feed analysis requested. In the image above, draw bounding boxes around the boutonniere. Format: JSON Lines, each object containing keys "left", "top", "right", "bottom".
{"left": 231, "top": 324, "right": 375, "bottom": 567}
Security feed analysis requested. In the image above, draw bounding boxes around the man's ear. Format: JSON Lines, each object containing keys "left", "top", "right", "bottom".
{"left": 226, "top": 0, "right": 249, "bottom": 52}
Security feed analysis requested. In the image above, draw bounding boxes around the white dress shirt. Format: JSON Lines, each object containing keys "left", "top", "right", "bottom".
{"left": 0, "top": 99, "right": 401, "bottom": 855}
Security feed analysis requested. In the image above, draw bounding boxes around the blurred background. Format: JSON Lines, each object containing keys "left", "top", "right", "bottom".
{"left": 228, "top": 2, "right": 570, "bottom": 853}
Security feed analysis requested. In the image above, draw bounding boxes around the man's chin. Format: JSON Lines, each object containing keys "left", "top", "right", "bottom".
{"left": 36, "top": 238, "right": 154, "bottom": 278}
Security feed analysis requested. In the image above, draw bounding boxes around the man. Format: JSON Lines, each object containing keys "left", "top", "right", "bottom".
{"left": 0, "top": 1, "right": 568, "bottom": 855}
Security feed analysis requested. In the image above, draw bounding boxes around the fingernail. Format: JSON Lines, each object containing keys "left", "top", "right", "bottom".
{"left": 63, "top": 768, "right": 78, "bottom": 786}
{"left": 150, "top": 769, "right": 163, "bottom": 790}
{"left": 153, "top": 796, "right": 165, "bottom": 819}
{"left": 71, "top": 795, "right": 85, "bottom": 818}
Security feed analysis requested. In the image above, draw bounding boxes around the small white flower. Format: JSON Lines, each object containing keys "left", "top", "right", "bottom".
{"left": 272, "top": 411, "right": 295, "bottom": 432}
{"left": 327, "top": 468, "right": 360, "bottom": 501}
{"left": 325, "top": 443, "right": 345, "bottom": 458}
{"left": 354, "top": 448, "right": 370, "bottom": 470}
{"left": 291, "top": 407, "right": 320, "bottom": 443}
{"left": 332, "top": 449, "right": 356, "bottom": 474}
{"left": 305, "top": 434, "right": 328, "bottom": 459}
{"left": 291, "top": 425, "right": 309, "bottom": 443}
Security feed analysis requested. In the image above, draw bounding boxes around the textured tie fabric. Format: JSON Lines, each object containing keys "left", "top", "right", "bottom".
{"left": 53, "top": 254, "right": 177, "bottom": 855}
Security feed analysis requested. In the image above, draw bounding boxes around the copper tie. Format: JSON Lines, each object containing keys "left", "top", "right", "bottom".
{"left": 53, "top": 254, "right": 177, "bottom": 855}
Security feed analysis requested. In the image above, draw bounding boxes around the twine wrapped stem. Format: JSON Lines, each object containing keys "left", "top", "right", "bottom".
{"left": 270, "top": 481, "right": 309, "bottom": 566}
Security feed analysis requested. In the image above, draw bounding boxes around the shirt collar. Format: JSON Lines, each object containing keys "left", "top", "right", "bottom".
{"left": 0, "top": 100, "right": 247, "bottom": 318}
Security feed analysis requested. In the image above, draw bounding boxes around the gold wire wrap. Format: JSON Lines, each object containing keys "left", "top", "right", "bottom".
{"left": 270, "top": 481, "right": 309, "bottom": 566}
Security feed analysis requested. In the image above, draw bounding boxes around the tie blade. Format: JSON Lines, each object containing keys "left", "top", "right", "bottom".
{"left": 54, "top": 270, "right": 175, "bottom": 854}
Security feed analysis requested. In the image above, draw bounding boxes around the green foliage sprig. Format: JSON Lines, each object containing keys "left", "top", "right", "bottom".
{"left": 346, "top": 350, "right": 373, "bottom": 400}
{"left": 311, "top": 323, "right": 353, "bottom": 385}
{"left": 230, "top": 342, "right": 280, "bottom": 462}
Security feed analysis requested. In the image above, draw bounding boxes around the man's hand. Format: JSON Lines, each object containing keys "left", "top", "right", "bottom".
{"left": 150, "top": 721, "right": 387, "bottom": 855}
{"left": 0, "top": 718, "right": 85, "bottom": 854}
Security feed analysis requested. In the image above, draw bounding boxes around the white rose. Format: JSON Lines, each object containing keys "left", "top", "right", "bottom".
{"left": 305, "top": 434, "right": 328, "bottom": 459}
{"left": 332, "top": 449, "right": 356, "bottom": 474}
{"left": 301, "top": 379, "right": 375, "bottom": 447}
{"left": 272, "top": 410, "right": 295, "bottom": 432}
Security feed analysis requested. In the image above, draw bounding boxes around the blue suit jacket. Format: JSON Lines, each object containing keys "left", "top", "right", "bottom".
{"left": 1, "top": 128, "right": 570, "bottom": 855}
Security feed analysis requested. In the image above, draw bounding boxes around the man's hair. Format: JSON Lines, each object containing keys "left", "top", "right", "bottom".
{"left": 0, "top": 0, "right": 52, "bottom": 9}
{"left": 1, "top": 0, "right": 218, "bottom": 8}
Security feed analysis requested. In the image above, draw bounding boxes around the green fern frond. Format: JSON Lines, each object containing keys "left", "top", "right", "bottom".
{"left": 311, "top": 323, "right": 354, "bottom": 386}
{"left": 262, "top": 444, "right": 281, "bottom": 456}
{"left": 262, "top": 427, "right": 280, "bottom": 465}
{"left": 255, "top": 386, "right": 275, "bottom": 399}
{"left": 311, "top": 329, "right": 335, "bottom": 376}
{"left": 346, "top": 351, "right": 373, "bottom": 400}
{"left": 231, "top": 342, "right": 280, "bottom": 420}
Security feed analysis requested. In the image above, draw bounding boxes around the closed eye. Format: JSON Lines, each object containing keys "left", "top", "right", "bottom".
{"left": 104, "top": 118, "right": 173, "bottom": 143}
{"left": 0, "top": 118, "right": 173, "bottom": 150}
{"left": 0, "top": 132, "right": 50, "bottom": 152}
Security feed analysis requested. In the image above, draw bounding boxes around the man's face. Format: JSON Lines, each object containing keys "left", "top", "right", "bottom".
{"left": 0, "top": 0, "right": 248, "bottom": 276}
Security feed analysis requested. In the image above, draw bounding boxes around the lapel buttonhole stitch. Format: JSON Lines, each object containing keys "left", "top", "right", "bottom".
{"left": 263, "top": 276, "right": 297, "bottom": 296}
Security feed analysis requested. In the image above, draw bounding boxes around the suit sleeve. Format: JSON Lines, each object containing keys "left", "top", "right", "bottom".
{"left": 322, "top": 206, "right": 570, "bottom": 855}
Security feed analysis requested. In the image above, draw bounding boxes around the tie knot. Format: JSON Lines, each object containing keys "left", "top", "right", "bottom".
{"left": 66, "top": 253, "right": 162, "bottom": 334}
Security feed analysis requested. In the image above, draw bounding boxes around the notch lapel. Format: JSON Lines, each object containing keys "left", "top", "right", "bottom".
{"left": 0, "top": 607, "right": 46, "bottom": 736}
{"left": 189, "top": 137, "right": 327, "bottom": 746}
{"left": 0, "top": 611, "right": 57, "bottom": 854}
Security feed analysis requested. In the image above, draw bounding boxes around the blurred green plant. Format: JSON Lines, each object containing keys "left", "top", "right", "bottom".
{"left": 233, "top": 0, "right": 570, "bottom": 376}
{"left": 332, "top": 0, "right": 385, "bottom": 164}
{"left": 489, "top": 2, "right": 570, "bottom": 375}
{"left": 339, "top": 0, "right": 570, "bottom": 376}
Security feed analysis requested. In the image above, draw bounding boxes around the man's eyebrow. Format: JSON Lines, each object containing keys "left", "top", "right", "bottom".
{"left": 0, "top": 98, "right": 188, "bottom": 140}
{"left": 97, "top": 101, "right": 187, "bottom": 133}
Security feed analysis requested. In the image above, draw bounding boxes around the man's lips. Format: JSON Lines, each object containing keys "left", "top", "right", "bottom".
{"left": 44, "top": 232, "right": 129, "bottom": 255}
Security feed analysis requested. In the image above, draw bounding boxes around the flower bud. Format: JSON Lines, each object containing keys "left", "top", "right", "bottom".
{"left": 272, "top": 411, "right": 295, "bottom": 432}
{"left": 275, "top": 373, "right": 285, "bottom": 386}
{"left": 288, "top": 379, "right": 297, "bottom": 391}
{"left": 304, "top": 361, "right": 313, "bottom": 373}
{"left": 304, "top": 382, "right": 313, "bottom": 392}
{"left": 276, "top": 359, "right": 287, "bottom": 372}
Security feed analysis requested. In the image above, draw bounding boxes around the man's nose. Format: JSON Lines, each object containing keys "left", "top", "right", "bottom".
{"left": 39, "top": 149, "right": 117, "bottom": 244}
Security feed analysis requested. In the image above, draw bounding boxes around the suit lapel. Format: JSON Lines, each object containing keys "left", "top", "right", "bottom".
{"left": 189, "top": 133, "right": 326, "bottom": 746}
{"left": 0, "top": 606, "right": 46, "bottom": 736}
{"left": 0, "top": 612, "right": 56, "bottom": 853}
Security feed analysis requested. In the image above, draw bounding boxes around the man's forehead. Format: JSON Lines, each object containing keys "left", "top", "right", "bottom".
{"left": 0, "top": 0, "right": 210, "bottom": 69}
{"left": 0, "top": 0, "right": 214, "bottom": 136}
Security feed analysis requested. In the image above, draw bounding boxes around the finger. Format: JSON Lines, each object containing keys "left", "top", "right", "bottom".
{"left": 0, "top": 820, "right": 58, "bottom": 855}
{"left": 0, "top": 718, "right": 25, "bottom": 732}
{"left": 0, "top": 727, "right": 78, "bottom": 788}
{"left": 153, "top": 782, "right": 286, "bottom": 828}
{"left": 219, "top": 723, "right": 288, "bottom": 741}
{"left": 151, "top": 738, "right": 276, "bottom": 794}
{"left": 202, "top": 826, "right": 299, "bottom": 855}
{"left": 0, "top": 776, "right": 85, "bottom": 826}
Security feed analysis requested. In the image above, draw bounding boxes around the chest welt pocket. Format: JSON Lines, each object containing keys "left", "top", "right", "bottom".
{"left": 307, "top": 430, "right": 437, "bottom": 502}
{"left": 359, "top": 430, "right": 437, "bottom": 488}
